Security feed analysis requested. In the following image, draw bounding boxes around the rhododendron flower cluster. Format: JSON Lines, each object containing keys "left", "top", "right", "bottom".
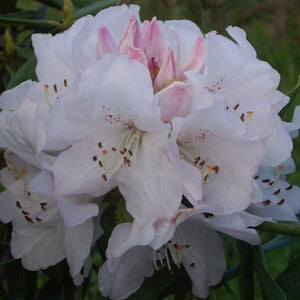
{"left": 0, "top": 4, "right": 299, "bottom": 299}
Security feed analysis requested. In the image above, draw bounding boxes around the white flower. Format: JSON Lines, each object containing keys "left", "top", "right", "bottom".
{"left": 50, "top": 55, "right": 182, "bottom": 237}
{"left": 99, "top": 216, "right": 226, "bottom": 300}
{"left": 0, "top": 153, "right": 94, "bottom": 282}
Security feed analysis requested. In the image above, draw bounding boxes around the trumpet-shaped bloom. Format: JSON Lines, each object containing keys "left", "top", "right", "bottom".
{"left": 51, "top": 55, "right": 182, "bottom": 231}
{"left": 99, "top": 216, "right": 226, "bottom": 300}
{"left": 0, "top": 153, "right": 94, "bottom": 281}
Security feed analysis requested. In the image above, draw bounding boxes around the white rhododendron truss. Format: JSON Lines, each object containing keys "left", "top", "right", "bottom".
{"left": 0, "top": 4, "right": 299, "bottom": 299}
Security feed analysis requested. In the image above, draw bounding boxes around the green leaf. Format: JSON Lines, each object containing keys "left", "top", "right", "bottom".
{"left": 75, "top": 0, "right": 118, "bottom": 18}
{"left": 7, "top": 54, "right": 37, "bottom": 90}
{"left": 251, "top": 247, "right": 287, "bottom": 300}
{"left": 279, "top": 75, "right": 300, "bottom": 118}
{"left": 276, "top": 254, "right": 300, "bottom": 299}
{"left": 237, "top": 241, "right": 254, "bottom": 300}
{"left": 35, "top": 0, "right": 63, "bottom": 9}
{"left": 127, "top": 267, "right": 182, "bottom": 300}
{"left": 263, "top": 235, "right": 299, "bottom": 251}
{"left": 0, "top": 16, "right": 64, "bottom": 30}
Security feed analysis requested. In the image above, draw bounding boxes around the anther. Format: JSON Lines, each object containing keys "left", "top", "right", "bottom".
{"left": 36, "top": 217, "right": 42, "bottom": 222}
{"left": 53, "top": 84, "right": 58, "bottom": 93}
{"left": 102, "top": 174, "right": 107, "bottom": 181}
{"left": 254, "top": 175, "right": 259, "bottom": 180}
{"left": 40, "top": 202, "right": 47, "bottom": 211}
{"left": 22, "top": 210, "right": 29, "bottom": 216}
{"left": 285, "top": 185, "right": 293, "bottom": 191}
{"left": 240, "top": 113, "right": 245, "bottom": 122}
{"left": 112, "top": 147, "right": 116, "bottom": 151}
{"left": 98, "top": 142, "right": 102, "bottom": 148}
{"left": 16, "top": 201, "right": 22, "bottom": 209}
{"left": 64, "top": 79, "right": 68, "bottom": 87}
{"left": 128, "top": 150, "right": 133, "bottom": 156}
{"left": 262, "top": 165, "right": 283, "bottom": 191}
{"left": 98, "top": 160, "right": 103, "bottom": 167}
{"left": 92, "top": 155, "right": 97, "bottom": 161}
{"left": 233, "top": 104, "right": 240, "bottom": 111}
{"left": 190, "top": 262, "right": 195, "bottom": 268}
{"left": 277, "top": 199, "right": 285, "bottom": 205}
{"left": 213, "top": 166, "right": 219, "bottom": 174}
{"left": 262, "top": 179, "right": 270, "bottom": 183}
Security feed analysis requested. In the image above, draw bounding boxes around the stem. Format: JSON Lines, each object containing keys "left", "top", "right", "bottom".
{"left": 237, "top": 240, "right": 254, "bottom": 300}
{"left": 256, "top": 221, "right": 300, "bottom": 238}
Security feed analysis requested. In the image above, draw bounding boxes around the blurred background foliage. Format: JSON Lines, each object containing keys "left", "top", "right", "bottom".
{"left": 0, "top": 0, "right": 300, "bottom": 299}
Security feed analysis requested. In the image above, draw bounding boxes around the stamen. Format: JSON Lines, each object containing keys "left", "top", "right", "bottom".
{"left": 202, "top": 165, "right": 213, "bottom": 178}
{"left": 240, "top": 113, "right": 245, "bottom": 122}
{"left": 244, "top": 111, "right": 253, "bottom": 126}
{"left": 44, "top": 85, "right": 51, "bottom": 106}
{"left": 262, "top": 165, "right": 283, "bottom": 191}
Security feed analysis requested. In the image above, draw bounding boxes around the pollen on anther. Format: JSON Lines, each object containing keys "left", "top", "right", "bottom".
{"left": 262, "top": 179, "right": 270, "bottom": 183}
{"left": 64, "top": 79, "right": 68, "bottom": 87}
{"left": 112, "top": 147, "right": 117, "bottom": 151}
{"left": 16, "top": 201, "right": 22, "bottom": 209}
{"left": 233, "top": 104, "right": 240, "bottom": 111}
{"left": 285, "top": 185, "right": 293, "bottom": 191}
{"left": 22, "top": 210, "right": 29, "bottom": 216}
{"left": 36, "top": 217, "right": 42, "bottom": 222}
{"left": 277, "top": 199, "right": 285, "bottom": 205}
{"left": 102, "top": 174, "right": 107, "bottom": 181}
{"left": 92, "top": 155, "right": 97, "bottom": 161}
{"left": 98, "top": 142, "right": 102, "bottom": 148}
{"left": 240, "top": 113, "right": 245, "bottom": 122}
{"left": 128, "top": 150, "right": 133, "bottom": 156}
{"left": 53, "top": 84, "right": 58, "bottom": 93}
{"left": 98, "top": 160, "right": 103, "bottom": 167}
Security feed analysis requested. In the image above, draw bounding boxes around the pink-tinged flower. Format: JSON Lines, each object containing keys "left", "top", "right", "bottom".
{"left": 99, "top": 216, "right": 226, "bottom": 300}
{"left": 32, "top": 5, "right": 141, "bottom": 91}
{"left": 0, "top": 153, "right": 94, "bottom": 282}
{"left": 50, "top": 55, "right": 182, "bottom": 233}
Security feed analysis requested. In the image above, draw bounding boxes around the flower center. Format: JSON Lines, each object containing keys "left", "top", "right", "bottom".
{"left": 93, "top": 129, "right": 142, "bottom": 181}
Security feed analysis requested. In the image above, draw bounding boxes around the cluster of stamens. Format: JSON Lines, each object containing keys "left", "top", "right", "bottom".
{"left": 193, "top": 156, "right": 219, "bottom": 183}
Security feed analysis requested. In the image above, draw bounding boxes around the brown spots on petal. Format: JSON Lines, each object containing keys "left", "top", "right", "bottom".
{"left": 277, "top": 199, "right": 285, "bottom": 206}
{"left": 40, "top": 202, "right": 47, "bottom": 211}
{"left": 25, "top": 216, "right": 34, "bottom": 224}
{"left": 262, "top": 179, "right": 270, "bottom": 183}
{"left": 262, "top": 199, "right": 271, "bottom": 206}
{"left": 273, "top": 188, "right": 281, "bottom": 195}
